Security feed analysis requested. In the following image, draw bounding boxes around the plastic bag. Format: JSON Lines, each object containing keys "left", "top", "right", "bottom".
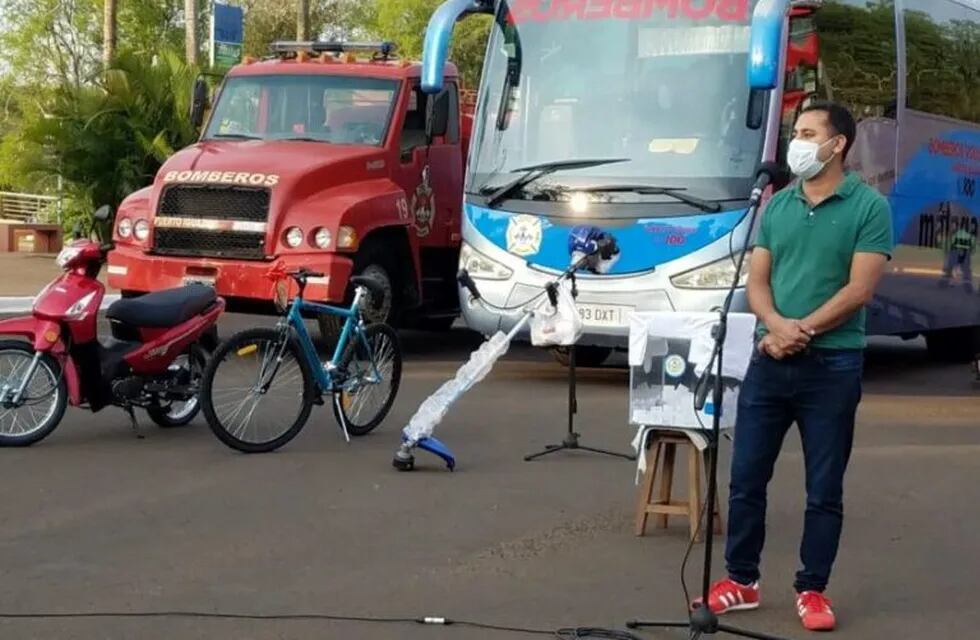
{"left": 530, "top": 280, "right": 583, "bottom": 347}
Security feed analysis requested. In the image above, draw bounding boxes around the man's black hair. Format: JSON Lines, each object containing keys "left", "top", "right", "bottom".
{"left": 800, "top": 100, "right": 856, "bottom": 160}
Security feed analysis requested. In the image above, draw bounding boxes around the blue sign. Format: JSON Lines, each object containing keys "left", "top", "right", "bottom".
{"left": 211, "top": 2, "right": 244, "bottom": 68}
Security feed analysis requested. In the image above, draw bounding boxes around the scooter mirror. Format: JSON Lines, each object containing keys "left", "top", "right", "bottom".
{"left": 93, "top": 205, "right": 113, "bottom": 222}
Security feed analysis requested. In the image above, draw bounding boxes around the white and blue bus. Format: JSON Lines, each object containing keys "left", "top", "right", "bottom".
{"left": 423, "top": 0, "right": 980, "bottom": 365}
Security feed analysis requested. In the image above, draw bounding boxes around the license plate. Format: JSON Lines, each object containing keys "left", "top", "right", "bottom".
{"left": 182, "top": 276, "right": 215, "bottom": 288}
{"left": 577, "top": 303, "right": 630, "bottom": 327}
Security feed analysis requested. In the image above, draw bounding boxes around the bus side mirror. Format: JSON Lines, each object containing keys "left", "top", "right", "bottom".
{"left": 426, "top": 90, "right": 451, "bottom": 142}
{"left": 746, "top": 89, "right": 766, "bottom": 130}
{"left": 747, "top": 0, "right": 791, "bottom": 90}
{"left": 190, "top": 77, "right": 209, "bottom": 129}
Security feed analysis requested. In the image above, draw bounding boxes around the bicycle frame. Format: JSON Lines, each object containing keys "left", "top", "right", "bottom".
{"left": 280, "top": 287, "right": 381, "bottom": 395}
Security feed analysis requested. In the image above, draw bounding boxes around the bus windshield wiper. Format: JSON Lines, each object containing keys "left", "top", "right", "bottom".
{"left": 483, "top": 158, "right": 630, "bottom": 209}
{"left": 575, "top": 184, "right": 722, "bottom": 213}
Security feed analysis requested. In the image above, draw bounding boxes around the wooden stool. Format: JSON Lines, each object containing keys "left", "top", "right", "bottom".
{"left": 634, "top": 430, "right": 723, "bottom": 542}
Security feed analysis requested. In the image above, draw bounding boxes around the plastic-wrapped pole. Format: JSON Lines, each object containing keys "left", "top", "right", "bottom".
{"left": 403, "top": 315, "right": 529, "bottom": 444}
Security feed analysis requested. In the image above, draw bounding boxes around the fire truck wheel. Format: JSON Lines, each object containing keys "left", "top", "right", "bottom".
{"left": 319, "top": 261, "right": 395, "bottom": 340}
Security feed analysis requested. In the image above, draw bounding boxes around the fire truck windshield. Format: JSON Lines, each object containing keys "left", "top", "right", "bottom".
{"left": 204, "top": 75, "right": 399, "bottom": 146}
{"left": 467, "top": 0, "right": 765, "bottom": 212}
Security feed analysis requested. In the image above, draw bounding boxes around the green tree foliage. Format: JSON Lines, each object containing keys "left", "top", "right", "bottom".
{"left": 241, "top": 1, "right": 378, "bottom": 58}
{"left": 373, "top": 0, "right": 491, "bottom": 88}
{"left": 0, "top": 0, "right": 203, "bottom": 227}
{"left": 0, "top": 48, "right": 201, "bottom": 225}
{"left": 815, "top": 0, "right": 980, "bottom": 123}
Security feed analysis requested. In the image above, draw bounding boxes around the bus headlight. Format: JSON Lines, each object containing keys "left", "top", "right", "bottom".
{"left": 670, "top": 254, "right": 750, "bottom": 289}
{"left": 459, "top": 242, "right": 513, "bottom": 280}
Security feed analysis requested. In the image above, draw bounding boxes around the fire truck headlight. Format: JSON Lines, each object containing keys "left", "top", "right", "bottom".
{"left": 133, "top": 219, "right": 151, "bottom": 241}
{"left": 117, "top": 218, "right": 133, "bottom": 239}
{"left": 337, "top": 226, "right": 358, "bottom": 250}
{"left": 284, "top": 227, "right": 304, "bottom": 248}
{"left": 313, "top": 227, "right": 332, "bottom": 249}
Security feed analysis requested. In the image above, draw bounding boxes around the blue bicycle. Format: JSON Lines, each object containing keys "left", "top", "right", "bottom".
{"left": 201, "top": 268, "right": 402, "bottom": 453}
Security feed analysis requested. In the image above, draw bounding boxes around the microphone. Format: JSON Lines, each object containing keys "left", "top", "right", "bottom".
{"left": 749, "top": 161, "right": 786, "bottom": 206}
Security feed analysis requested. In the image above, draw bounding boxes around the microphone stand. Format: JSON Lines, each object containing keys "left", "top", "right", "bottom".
{"left": 525, "top": 246, "right": 635, "bottom": 463}
{"left": 625, "top": 178, "right": 791, "bottom": 640}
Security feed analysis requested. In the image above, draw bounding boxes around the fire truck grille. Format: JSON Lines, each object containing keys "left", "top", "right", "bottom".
{"left": 154, "top": 229, "right": 267, "bottom": 260}
{"left": 158, "top": 184, "right": 270, "bottom": 222}
{"left": 153, "top": 184, "right": 270, "bottom": 260}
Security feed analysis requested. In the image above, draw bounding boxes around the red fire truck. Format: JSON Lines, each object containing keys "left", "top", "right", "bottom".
{"left": 107, "top": 41, "right": 471, "bottom": 336}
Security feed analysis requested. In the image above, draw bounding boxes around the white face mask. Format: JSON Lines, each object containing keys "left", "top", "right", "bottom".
{"left": 787, "top": 138, "right": 836, "bottom": 180}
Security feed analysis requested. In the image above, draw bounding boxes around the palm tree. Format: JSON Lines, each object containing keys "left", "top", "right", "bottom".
{"left": 185, "top": 0, "right": 198, "bottom": 64}
{"left": 103, "top": 0, "right": 117, "bottom": 66}
{"left": 298, "top": 0, "right": 310, "bottom": 40}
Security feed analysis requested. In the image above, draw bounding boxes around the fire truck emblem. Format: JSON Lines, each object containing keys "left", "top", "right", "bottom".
{"left": 411, "top": 165, "right": 436, "bottom": 237}
{"left": 506, "top": 214, "right": 543, "bottom": 257}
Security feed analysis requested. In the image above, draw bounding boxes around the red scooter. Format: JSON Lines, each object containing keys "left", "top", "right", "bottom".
{"left": 0, "top": 206, "right": 224, "bottom": 446}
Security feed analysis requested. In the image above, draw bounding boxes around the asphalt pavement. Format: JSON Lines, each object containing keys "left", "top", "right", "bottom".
{"left": 0, "top": 313, "right": 977, "bottom": 640}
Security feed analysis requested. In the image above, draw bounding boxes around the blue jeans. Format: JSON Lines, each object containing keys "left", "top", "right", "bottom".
{"left": 725, "top": 347, "right": 863, "bottom": 593}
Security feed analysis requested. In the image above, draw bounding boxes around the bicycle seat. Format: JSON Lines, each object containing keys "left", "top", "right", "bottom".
{"left": 107, "top": 284, "right": 216, "bottom": 329}
{"left": 351, "top": 275, "right": 385, "bottom": 302}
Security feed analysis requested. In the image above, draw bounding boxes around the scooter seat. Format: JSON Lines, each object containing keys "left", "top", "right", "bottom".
{"left": 107, "top": 284, "right": 216, "bottom": 329}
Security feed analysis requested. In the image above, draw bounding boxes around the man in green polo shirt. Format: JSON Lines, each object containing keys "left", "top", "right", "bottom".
{"left": 695, "top": 102, "right": 893, "bottom": 632}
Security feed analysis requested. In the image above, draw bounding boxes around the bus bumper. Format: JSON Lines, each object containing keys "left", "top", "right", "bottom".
{"left": 459, "top": 274, "right": 747, "bottom": 349}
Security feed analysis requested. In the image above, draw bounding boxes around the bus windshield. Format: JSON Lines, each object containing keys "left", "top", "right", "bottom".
{"left": 467, "top": 0, "right": 764, "bottom": 209}
{"left": 204, "top": 75, "right": 399, "bottom": 146}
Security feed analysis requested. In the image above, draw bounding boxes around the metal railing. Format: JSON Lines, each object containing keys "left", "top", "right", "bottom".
{"left": 0, "top": 192, "right": 62, "bottom": 224}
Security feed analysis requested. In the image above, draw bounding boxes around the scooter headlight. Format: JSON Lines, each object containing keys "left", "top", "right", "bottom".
{"left": 55, "top": 246, "right": 83, "bottom": 270}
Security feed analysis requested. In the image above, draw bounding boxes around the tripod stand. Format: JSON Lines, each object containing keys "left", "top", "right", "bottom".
{"left": 625, "top": 165, "right": 789, "bottom": 640}
{"left": 525, "top": 272, "right": 635, "bottom": 463}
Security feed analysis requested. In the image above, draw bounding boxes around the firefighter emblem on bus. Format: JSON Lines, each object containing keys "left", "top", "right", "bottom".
{"left": 412, "top": 165, "right": 436, "bottom": 238}
{"left": 506, "top": 214, "right": 543, "bottom": 257}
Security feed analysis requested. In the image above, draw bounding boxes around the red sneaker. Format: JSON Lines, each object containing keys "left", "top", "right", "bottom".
{"left": 797, "top": 591, "right": 836, "bottom": 631}
{"left": 693, "top": 578, "right": 760, "bottom": 615}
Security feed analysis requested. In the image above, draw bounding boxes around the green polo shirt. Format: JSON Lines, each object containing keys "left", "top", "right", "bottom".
{"left": 755, "top": 172, "right": 894, "bottom": 350}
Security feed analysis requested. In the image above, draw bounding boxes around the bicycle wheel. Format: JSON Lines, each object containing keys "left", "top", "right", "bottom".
{"left": 202, "top": 328, "right": 315, "bottom": 453}
{"left": 332, "top": 323, "right": 402, "bottom": 437}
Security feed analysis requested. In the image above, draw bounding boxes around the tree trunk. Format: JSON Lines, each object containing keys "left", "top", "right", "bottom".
{"left": 185, "top": 0, "right": 198, "bottom": 65}
{"left": 297, "top": 0, "right": 310, "bottom": 41}
{"left": 103, "top": 0, "right": 117, "bottom": 66}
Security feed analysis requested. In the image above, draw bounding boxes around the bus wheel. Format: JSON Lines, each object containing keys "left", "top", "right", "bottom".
{"left": 925, "top": 326, "right": 980, "bottom": 363}
{"left": 551, "top": 345, "right": 612, "bottom": 368}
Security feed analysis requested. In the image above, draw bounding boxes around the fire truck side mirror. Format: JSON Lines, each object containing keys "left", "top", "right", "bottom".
{"left": 426, "top": 90, "right": 451, "bottom": 142}
{"left": 190, "top": 77, "right": 209, "bottom": 130}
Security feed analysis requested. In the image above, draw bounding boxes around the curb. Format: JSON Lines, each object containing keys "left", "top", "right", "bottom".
{"left": 0, "top": 294, "right": 121, "bottom": 314}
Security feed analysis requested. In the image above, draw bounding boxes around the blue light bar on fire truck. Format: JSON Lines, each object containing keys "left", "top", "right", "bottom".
{"left": 269, "top": 40, "right": 398, "bottom": 58}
